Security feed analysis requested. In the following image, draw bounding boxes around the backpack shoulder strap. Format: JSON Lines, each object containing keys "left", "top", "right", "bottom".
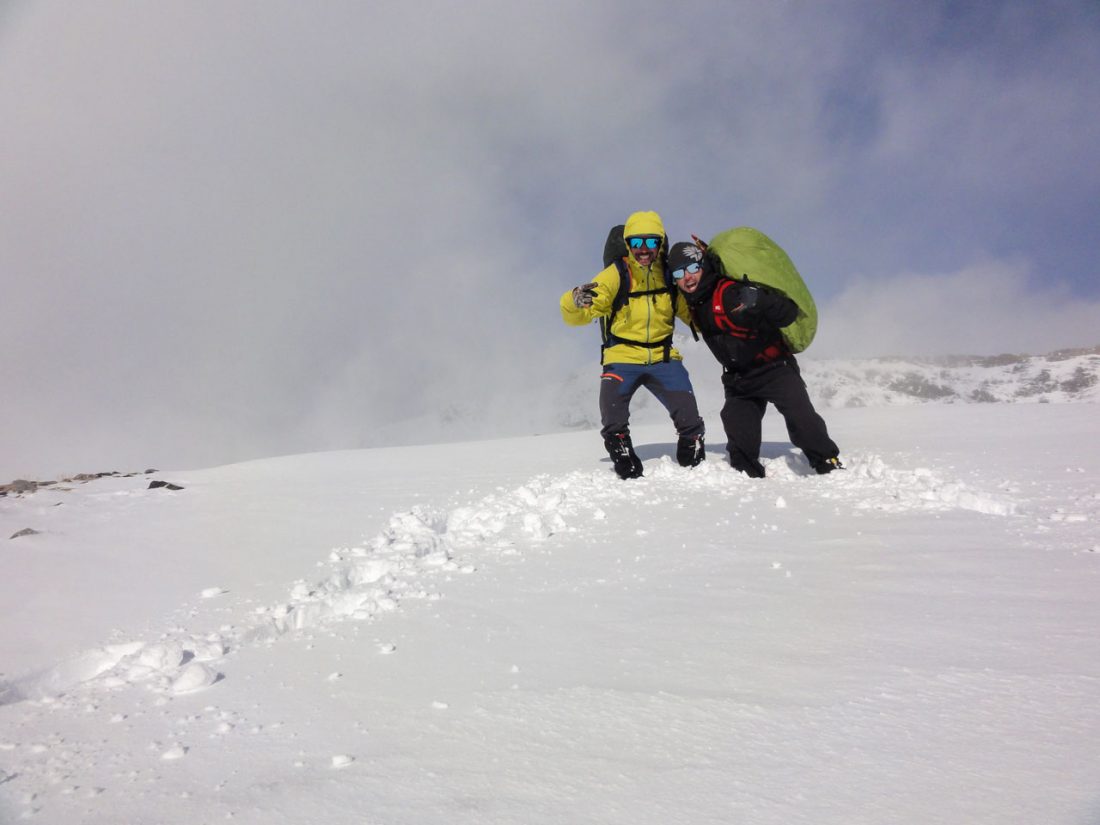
{"left": 712, "top": 278, "right": 754, "bottom": 339}
{"left": 712, "top": 278, "right": 735, "bottom": 332}
{"left": 612, "top": 259, "right": 631, "bottom": 311}
{"left": 599, "top": 259, "right": 631, "bottom": 346}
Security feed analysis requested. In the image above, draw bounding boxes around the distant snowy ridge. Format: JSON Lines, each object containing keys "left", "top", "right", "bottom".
{"left": 803, "top": 345, "right": 1100, "bottom": 408}
{"left": 282, "top": 345, "right": 1100, "bottom": 453}
{"left": 550, "top": 344, "right": 1100, "bottom": 434}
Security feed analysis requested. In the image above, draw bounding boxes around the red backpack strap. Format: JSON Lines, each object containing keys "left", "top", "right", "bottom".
{"left": 712, "top": 280, "right": 732, "bottom": 329}
{"left": 712, "top": 279, "right": 754, "bottom": 339}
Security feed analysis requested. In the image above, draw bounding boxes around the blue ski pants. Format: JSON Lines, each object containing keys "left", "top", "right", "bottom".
{"left": 598, "top": 361, "right": 705, "bottom": 440}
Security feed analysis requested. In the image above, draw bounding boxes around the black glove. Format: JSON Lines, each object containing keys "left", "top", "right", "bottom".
{"left": 727, "top": 279, "right": 799, "bottom": 327}
{"left": 726, "top": 279, "right": 761, "bottom": 319}
{"left": 572, "top": 282, "right": 598, "bottom": 308}
{"left": 726, "top": 281, "right": 770, "bottom": 325}
{"left": 736, "top": 285, "right": 760, "bottom": 311}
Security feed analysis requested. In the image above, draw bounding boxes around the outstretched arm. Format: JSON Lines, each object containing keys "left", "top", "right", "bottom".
{"left": 560, "top": 266, "right": 620, "bottom": 326}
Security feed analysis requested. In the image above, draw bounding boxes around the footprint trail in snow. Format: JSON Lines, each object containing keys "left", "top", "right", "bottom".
{"left": 4, "top": 450, "right": 1017, "bottom": 708}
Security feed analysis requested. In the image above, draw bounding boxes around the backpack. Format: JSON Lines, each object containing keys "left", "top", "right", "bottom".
{"left": 597, "top": 224, "right": 695, "bottom": 361}
{"left": 704, "top": 227, "right": 817, "bottom": 353}
{"left": 602, "top": 223, "right": 628, "bottom": 268}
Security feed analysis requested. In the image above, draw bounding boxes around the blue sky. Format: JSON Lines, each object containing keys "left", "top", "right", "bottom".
{"left": 1, "top": 0, "right": 1098, "bottom": 476}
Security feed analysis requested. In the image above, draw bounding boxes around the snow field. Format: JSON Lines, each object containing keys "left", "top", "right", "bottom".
{"left": 2, "top": 452, "right": 1023, "bottom": 807}
{"left": 1, "top": 405, "right": 1098, "bottom": 824}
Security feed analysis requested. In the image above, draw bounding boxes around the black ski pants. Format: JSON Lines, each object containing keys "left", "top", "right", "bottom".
{"left": 720, "top": 361, "right": 838, "bottom": 476}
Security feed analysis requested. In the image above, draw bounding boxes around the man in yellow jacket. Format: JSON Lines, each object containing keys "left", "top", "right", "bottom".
{"left": 561, "top": 210, "right": 705, "bottom": 479}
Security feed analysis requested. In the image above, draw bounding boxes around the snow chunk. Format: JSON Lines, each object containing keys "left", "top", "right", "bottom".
{"left": 171, "top": 663, "right": 220, "bottom": 695}
{"left": 139, "top": 642, "right": 186, "bottom": 671}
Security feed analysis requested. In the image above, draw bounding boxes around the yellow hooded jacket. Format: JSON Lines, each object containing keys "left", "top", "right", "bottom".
{"left": 560, "top": 211, "right": 694, "bottom": 365}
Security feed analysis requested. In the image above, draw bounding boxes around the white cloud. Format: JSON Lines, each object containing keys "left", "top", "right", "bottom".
{"left": 814, "top": 260, "right": 1100, "bottom": 359}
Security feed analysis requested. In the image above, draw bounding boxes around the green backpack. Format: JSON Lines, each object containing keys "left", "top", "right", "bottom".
{"left": 705, "top": 227, "right": 818, "bottom": 353}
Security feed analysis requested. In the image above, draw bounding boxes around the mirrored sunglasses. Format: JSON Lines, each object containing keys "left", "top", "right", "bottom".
{"left": 627, "top": 236, "right": 662, "bottom": 250}
{"left": 671, "top": 262, "right": 702, "bottom": 280}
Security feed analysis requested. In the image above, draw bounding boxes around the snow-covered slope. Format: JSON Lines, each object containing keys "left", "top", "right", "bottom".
{"left": 1, "top": 404, "right": 1098, "bottom": 824}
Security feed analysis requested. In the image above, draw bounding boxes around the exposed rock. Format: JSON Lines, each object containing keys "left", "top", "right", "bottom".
{"left": 1060, "top": 366, "right": 1097, "bottom": 393}
{"left": 10, "top": 528, "right": 40, "bottom": 539}
{"left": 68, "top": 472, "right": 121, "bottom": 483}
{"left": 886, "top": 372, "right": 956, "bottom": 400}
{"left": 4, "top": 469, "right": 155, "bottom": 496}
{"left": 1019, "top": 369, "right": 1058, "bottom": 397}
{"left": 969, "top": 388, "right": 998, "bottom": 403}
{"left": 1045, "top": 345, "right": 1100, "bottom": 362}
{"left": 149, "top": 480, "right": 185, "bottom": 491}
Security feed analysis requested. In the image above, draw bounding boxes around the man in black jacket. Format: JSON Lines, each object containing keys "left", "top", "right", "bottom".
{"left": 668, "top": 241, "right": 841, "bottom": 478}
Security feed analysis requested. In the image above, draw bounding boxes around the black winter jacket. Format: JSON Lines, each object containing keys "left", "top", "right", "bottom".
{"left": 684, "top": 264, "right": 799, "bottom": 375}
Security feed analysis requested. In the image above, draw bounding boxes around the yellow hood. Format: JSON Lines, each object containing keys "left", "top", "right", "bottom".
{"left": 623, "top": 210, "right": 665, "bottom": 240}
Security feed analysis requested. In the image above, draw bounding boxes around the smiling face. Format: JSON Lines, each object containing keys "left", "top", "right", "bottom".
{"left": 668, "top": 241, "right": 706, "bottom": 293}
{"left": 627, "top": 235, "right": 662, "bottom": 267}
{"left": 676, "top": 263, "right": 703, "bottom": 293}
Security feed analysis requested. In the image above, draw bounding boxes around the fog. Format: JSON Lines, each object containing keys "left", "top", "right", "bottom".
{"left": 2, "top": 1, "right": 1098, "bottom": 478}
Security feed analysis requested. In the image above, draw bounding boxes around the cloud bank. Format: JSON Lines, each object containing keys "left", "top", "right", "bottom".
{"left": 814, "top": 260, "right": 1100, "bottom": 359}
{"left": 1, "top": 1, "right": 1098, "bottom": 477}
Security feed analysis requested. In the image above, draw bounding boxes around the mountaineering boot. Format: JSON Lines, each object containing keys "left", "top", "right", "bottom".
{"left": 812, "top": 455, "right": 845, "bottom": 475}
{"left": 604, "top": 432, "right": 643, "bottom": 480}
{"left": 676, "top": 434, "right": 706, "bottom": 468}
{"left": 728, "top": 448, "right": 766, "bottom": 478}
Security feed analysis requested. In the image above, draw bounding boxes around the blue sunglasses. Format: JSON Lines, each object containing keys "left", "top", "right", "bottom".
{"left": 671, "top": 262, "right": 702, "bottom": 280}
{"left": 627, "top": 236, "right": 662, "bottom": 250}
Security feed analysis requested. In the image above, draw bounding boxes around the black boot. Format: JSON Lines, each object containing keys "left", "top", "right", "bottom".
{"left": 604, "top": 432, "right": 643, "bottom": 479}
{"left": 811, "top": 455, "right": 844, "bottom": 474}
{"left": 729, "top": 448, "right": 766, "bottom": 478}
{"left": 676, "top": 434, "right": 706, "bottom": 468}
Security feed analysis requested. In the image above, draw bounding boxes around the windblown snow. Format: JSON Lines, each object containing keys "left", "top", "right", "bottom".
{"left": 1, "top": 403, "right": 1098, "bottom": 824}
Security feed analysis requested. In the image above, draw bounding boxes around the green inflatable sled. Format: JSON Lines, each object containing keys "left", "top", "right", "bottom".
{"left": 705, "top": 227, "right": 818, "bottom": 353}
